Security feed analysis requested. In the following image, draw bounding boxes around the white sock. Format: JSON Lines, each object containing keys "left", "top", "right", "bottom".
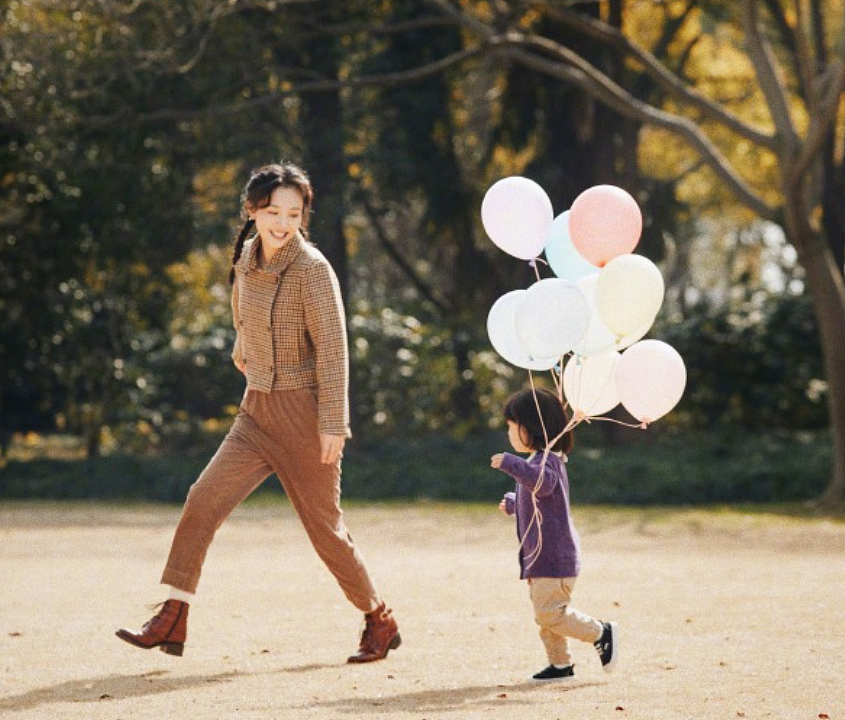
{"left": 167, "top": 586, "right": 195, "bottom": 605}
{"left": 553, "top": 664, "right": 569, "bottom": 669}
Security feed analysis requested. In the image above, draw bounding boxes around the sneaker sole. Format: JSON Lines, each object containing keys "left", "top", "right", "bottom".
{"left": 530, "top": 675, "right": 576, "bottom": 683}
{"left": 603, "top": 622, "right": 619, "bottom": 673}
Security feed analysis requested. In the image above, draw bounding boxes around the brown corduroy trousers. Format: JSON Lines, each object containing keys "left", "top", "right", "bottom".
{"left": 160, "top": 388, "right": 380, "bottom": 613}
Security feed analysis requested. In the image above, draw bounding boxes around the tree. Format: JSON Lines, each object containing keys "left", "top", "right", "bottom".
{"left": 392, "top": 0, "right": 845, "bottom": 502}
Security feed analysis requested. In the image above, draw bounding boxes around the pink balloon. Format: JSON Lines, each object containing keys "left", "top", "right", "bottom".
{"left": 615, "top": 340, "right": 686, "bottom": 424}
{"left": 569, "top": 185, "right": 642, "bottom": 267}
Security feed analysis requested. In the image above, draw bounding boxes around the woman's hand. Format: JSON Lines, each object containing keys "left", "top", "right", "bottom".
{"left": 320, "top": 433, "right": 346, "bottom": 464}
{"left": 490, "top": 453, "right": 504, "bottom": 469}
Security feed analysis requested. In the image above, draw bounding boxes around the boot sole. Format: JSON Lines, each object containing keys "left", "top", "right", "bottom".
{"left": 347, "top": 632, "right": 402, "bottom": 663}
{"left": 115, "top": 630, "right": 185, "bottom": 657}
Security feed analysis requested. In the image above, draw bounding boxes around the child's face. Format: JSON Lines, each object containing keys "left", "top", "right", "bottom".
{"left": 507, "top": 420, "right": 532, "bottom": 453}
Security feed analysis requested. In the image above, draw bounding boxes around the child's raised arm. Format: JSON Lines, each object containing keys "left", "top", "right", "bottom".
{"left": 493, "top": 452, "right": 561, "bottom": 497}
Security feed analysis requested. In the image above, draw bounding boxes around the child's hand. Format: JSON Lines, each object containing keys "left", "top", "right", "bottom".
{"left": 490, "top": 453, "right": 504, "bottom": 469}
{"left": 498, "top": 497, "right": 510, "bottom": 515}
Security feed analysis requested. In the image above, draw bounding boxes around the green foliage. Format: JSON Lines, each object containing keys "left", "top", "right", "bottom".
{"left": 0, "top": 428, "right": 830, "bottom": 505}
{"left": 658, "top": 290, "right": 826, "bottom": 430}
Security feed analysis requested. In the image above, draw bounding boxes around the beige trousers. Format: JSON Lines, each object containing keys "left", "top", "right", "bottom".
{"left": 160, "top": 388, "right": 380, "bottom": 613}
{"left": 528, "top": 577, "right": 603, "bottom": 666}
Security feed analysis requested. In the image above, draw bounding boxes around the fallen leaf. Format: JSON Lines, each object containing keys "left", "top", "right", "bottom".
{"left": 819, "top": 714, "right": 829, "bottom": 719}
{"left": 498, "top": 693, "right": 508, "bottom": 699}
{"left": 615, "top": 706, "right": 625, "bottom": 712}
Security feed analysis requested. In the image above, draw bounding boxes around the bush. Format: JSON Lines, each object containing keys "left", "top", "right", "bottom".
{"left": 0, "top": 428, "right": 831, "bottom": 505}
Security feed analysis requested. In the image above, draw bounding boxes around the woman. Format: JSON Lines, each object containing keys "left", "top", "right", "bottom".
{"left": 117, "top": 163, "right": 400, "bottom": 663}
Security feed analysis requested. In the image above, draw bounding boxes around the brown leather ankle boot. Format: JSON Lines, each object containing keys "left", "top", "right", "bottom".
{"left": 116, "top": 599, "right": 188, "bottom": 656}
{"left": 347, "top": 601, "right": 401, "bottom": 663}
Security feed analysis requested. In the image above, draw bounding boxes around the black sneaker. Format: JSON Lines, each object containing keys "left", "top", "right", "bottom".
{"left": 531, "top": 664, "right": 575, "bottom": 682}
{"left": 594, "top": 621, "right": 618, "bottom": 672}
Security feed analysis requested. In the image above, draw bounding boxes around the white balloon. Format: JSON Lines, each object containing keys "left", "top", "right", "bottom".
{"left": 481, "top": 176, "right": 554, "bottom": 260}
{"left": 487, "top": 290, "right": 558, "bottom": 370}
{"left": 563, "top": 351, "right": 621, "bottom": 419}
{"left": 573, "top": 275, "right": 616, "bottom": 357}
{"left": 596, "top": 254, "right": 664, "bottom": 337}
{"left": 615, "top": 340, "right": 686, "bottom": 424}
{"left": 515, "top": 278, "right": 589, "bottom": 360}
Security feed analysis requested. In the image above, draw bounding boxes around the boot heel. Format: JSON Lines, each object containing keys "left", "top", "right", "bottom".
{"left": 388, "top": 633, "right": 402, "bottom": 651}
{"left": 159, "top": 642, "right": 184, "bottom": 657}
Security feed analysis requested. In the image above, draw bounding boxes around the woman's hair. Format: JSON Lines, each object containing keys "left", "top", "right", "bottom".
{"left": 503, "top": 387, "right": 573, "bottom": 453}
{"left": 228, "top": 162, "right": 314, "bottom": 284}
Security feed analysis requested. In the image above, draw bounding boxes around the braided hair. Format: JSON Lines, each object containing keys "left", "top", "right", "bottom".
{"left": 228, "top": 162, "right": 314, "bottom": 284}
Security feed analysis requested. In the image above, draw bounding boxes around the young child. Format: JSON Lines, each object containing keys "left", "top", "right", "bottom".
{"left": 491, "top": 387, "right": 618, "bottom": 682}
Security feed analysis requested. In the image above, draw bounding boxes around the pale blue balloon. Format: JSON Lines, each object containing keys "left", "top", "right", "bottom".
{"left": 545, "top": 211, "right": 599, "bottom": 283}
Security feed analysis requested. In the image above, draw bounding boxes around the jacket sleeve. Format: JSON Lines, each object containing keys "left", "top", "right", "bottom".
{"left": 497, "top": 453, "right": 559, "bottom": 497}
{"left": 230, "top": 275, "right": 244, "bottom": 369}
{"left": 303, "top": 258, "right": 350, "bottom": 436}
{"left": 503, "top": 491, "right": 516, "bottom": 515}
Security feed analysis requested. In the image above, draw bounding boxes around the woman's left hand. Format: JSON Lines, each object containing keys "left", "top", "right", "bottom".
{"left": 320, "top": 433, "right": 346, "bottom": 464}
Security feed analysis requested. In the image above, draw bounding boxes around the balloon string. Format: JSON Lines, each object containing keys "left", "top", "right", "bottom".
{"left": 589, "top": 416, "right": 648, "bottom": 430}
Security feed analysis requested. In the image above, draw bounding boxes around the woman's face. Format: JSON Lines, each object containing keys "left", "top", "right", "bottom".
{"left": 250, "top": 185, "right": 304, "bottom": 256}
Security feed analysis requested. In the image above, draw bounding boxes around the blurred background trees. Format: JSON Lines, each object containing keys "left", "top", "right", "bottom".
{"left": 1, "top": 0, "right": 839, "bottom": 501}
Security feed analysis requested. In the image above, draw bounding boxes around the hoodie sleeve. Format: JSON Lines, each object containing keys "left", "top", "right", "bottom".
{"left": 497, "top": 452, "right": 560, "bottom": 497}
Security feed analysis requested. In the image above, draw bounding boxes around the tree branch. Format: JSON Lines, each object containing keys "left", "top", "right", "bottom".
{"left": 77, "top": 45, "right": 487, "bottom": 129}
{"left": 491, "top": 35, "right": 777, "bottom": 219}
{"left": 742, "top": 0, "right": 799, "bottom": 151}
{"left": 537, "top": 2, "right": 777, "bottom": 150}
{"left": 355, "top": 185, "right": 452, "bottom": 315}
{"left": 789, "top": 56, "right": 845, "bottom": 188}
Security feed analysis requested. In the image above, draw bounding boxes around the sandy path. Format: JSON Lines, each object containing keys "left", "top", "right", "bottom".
{"left": 1, "top": 501, "right": 843, "bottom": 720}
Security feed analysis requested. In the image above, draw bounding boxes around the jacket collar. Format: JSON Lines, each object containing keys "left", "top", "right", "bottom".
{"left": 245, "top": 233, "right": 306, "bottom": 276}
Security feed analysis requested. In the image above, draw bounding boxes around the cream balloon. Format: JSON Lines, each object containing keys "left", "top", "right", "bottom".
{"left": 515, "top": 278, "right": 589, "bottom": 360}
{"left": 563, "top": 351, "right": 621, "bottom": 419}
{"left": 615, "top": 340, "right": 686, "bottom": 424}
{"left": 573, "top": 275, "right": 652, "bottom": 357}
{"left": 596, "top": 254, "right": 664, "bottom": 337}
{"left": 481, "top": 176, "right": 554, "bottom": 260}
{"left": 487, "top": 290, "right": 558, "bottom": 370}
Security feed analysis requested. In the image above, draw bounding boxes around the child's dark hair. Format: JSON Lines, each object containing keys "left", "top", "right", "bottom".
{"left": 503, "top": 388, "right": 574, "bottom": 454}
{"left": 228, "top": 162, "right": 314, "bottom": 284}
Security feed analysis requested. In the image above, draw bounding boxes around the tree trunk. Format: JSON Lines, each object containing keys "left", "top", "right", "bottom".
{"left": 784, "top": 206, "right": 845, "bottom": 505}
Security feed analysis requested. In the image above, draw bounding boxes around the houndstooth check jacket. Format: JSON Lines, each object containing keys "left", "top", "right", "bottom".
{"left": 231, "top": 234, "right": 350, "bottom": 436}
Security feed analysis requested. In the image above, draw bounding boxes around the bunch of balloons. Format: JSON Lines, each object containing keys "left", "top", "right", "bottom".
{"left": 483, "top": 176, "right": 686, "bottom": 426}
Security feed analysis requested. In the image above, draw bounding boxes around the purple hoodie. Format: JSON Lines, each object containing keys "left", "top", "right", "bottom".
{"left": 498, "top": 451, "right": 581, "bottom": 579}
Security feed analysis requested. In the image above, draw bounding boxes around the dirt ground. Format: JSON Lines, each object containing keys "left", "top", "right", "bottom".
{"left": 1, "top": 500, "right": 844, "bottom": 720}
